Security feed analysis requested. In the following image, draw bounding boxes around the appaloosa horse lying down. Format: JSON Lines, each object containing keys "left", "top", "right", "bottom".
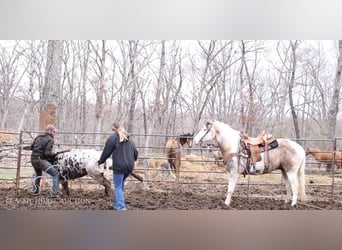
{"left": 53, "top": 149, "right": 111, "bottom": 196}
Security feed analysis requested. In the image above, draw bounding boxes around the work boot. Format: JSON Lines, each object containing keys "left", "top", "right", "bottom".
{"left": 49, "top": 192, "right": 59, "bottom": 199}
{"left": 31, "top": 190, "right": 40, "bottom": 196}
{"left": 31, "top": 187, "right": 40, "bottom": 196}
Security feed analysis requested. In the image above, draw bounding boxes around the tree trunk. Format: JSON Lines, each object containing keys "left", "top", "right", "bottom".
{"left": 81, "top": 41, "right": 90, "bottom": 134}
{"left": 39, "top": 40, "right": 63, "bottom": 131}
{"left": 95, "top": 40, "right": 106, "bottom": 144}
{"left": 327, "top": 40, "right": 342, "bottom": 139}
{"left": 288, "top": 41, "right": 301, "bottom": 140}
{"left": 127, "top": 41, "right": 138, "bottom": 133}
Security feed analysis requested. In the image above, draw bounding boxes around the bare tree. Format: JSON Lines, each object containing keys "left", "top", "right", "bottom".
{"left": 239, "top": 40, "right": 263, "bottom": 135}
{"left": 89, "top": 40, "right": 107, "bottom": 144}
{"left": 275, "top": 40, "right": 301, "bottom": 139}
{"left": 19, "top": 41, "right": 45, "bottom": 131}
{"left": 191, "top": 41, "right": 237, "bottom": 132}
{"left": 39, "top": 40, "right": 64, "bottom": 131}
{"left": 0, "top": 41, "right": 27, "bottom": 130}
{"left": 327, "top": 40, "right": 342, "bottom": 139}
{"left": 127, "top": 40, "right": 139, "bottom": 133}
{"left": 160, "top": 41, "right": 184, "bottom": 135}
{"left": 78, "top": 41, "right": 91, "bottom": 133}
{"left": 1, "top": 40, "right": 341, "bottom": 144}
{"left": 288, "top": 40, "right": 301, "bottom": 140}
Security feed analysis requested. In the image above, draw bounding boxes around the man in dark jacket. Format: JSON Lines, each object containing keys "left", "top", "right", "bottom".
{"left": 98, "top": 122, "right": 138, "bottom": 210}
{"left": 31, "top": 124, "right": 59, "bottom": 198}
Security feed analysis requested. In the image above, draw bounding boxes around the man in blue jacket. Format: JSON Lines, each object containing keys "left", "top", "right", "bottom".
{"left": 98, "top": 122, "right": 138, "bottom": 210}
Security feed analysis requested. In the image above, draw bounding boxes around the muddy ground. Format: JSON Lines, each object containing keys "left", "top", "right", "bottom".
{"left": 2, "top": 151, "right": 342, "bottom": 210}
{"left": 1, "top": 178, "right": 342, "bottom": 210}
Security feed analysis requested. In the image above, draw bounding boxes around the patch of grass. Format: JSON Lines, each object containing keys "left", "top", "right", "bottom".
{"left": 0, "top": 168, "right": 17, "bottom": 179}
{"left": 0, "top": 167, "right": 33, "bottom": 179}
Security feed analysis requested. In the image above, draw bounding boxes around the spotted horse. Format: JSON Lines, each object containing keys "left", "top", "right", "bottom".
{"left": 52, "top": 149, "right": 111, "bottom": 196}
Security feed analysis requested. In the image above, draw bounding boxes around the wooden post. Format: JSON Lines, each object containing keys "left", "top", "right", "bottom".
{"left": 331, "top": 138, "right": 337, "bottom": 200}
{"left": 15, "top": 131, "right": 23, "bottom": 191}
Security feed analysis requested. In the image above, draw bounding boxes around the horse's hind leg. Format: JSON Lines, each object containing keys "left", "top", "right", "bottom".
{"left": 281, "top": 172, "right": 292, "bottom": 204}
{"left": 168, "top": 159, "right": 176, "bottom": 174}
{"left": 285, "top": 171, "right": 299, "bottom": 206}
{"left": 61, "top": 180, "right": 70, "bottom": 196}
{"left": 298, "top": 158, "right": 307, "bottom": 202}
{"left": 91, "top": 172, "right": 112, "bottom": 197}
{"left": 100, "top": 173, "right": 112, "bottom": 196}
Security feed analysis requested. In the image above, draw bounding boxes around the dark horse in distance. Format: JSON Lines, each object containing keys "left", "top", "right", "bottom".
{"left": 165, "top": 133, "right": 193, "bottom": 174}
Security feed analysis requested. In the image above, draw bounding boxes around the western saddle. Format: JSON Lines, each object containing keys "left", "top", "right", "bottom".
{"left": 239, "top": 130, "right": 277, "bottom": 173}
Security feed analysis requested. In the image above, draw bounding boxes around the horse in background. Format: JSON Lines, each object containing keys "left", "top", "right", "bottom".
{"left": 193, "top": 120, "right": 306, "bottom": 207}
{"left": 165, "top": 133, "right": 193, "bottom": 173}
{"left": 305, "top": 147, "right": 342, "bottom": 170}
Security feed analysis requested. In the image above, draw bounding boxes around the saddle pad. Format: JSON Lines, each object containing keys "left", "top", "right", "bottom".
{"left": 259, "top": 139, "right": 278, "bottom": 153}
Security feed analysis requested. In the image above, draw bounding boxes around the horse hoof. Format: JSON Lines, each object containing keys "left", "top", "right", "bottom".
{"left": 224, "top": 199, "right": 231, "bottom": 206}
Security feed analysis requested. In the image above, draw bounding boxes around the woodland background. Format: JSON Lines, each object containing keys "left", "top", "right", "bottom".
{"left": 1, "top": 40, "right": 342, "bottom": 147}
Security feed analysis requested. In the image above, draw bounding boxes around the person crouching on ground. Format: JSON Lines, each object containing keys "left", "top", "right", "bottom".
{"left": 98, "top": 122, "right": 138, "bottom": 210}
{"left": 30, "top": 124, "right": 59, "bottom": 198}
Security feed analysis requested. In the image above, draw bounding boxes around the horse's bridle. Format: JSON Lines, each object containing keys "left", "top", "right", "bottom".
{"left": 197, "top": 122, "right": 213, "bottom": 145}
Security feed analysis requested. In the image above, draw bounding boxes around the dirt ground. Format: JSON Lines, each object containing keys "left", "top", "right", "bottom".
{"left": 1, "top": 177, "right": 342, "bottom": 210}
{"left": 2, "top": 152, "right": 342, "bottom": 210}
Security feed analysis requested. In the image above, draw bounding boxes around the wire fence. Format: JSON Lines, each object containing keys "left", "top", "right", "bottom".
{"left": 1, "top": 130, "right": 342, "bottom": 202}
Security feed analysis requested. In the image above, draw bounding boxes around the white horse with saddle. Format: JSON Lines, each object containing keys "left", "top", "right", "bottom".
{"left": 193, "top": 120, "right": 306, "bottom": 207}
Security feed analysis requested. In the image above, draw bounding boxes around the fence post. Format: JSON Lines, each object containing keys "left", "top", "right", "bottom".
{"left": 175, "top": 149, "right": 181, "bottom": 191}
{"left": 15, "top": 130, "right": 23, "bottom": 191}
{"left": 331, "top": 138, "right": 337, "bottom": 200}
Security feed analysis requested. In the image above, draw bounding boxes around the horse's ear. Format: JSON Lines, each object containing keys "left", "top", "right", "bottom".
{"left": 206, "top": 121, "right": 213, "bottom": 128}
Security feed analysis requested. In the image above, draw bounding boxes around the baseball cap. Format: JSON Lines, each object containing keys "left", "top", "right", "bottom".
{"left": 45, "top": 124, "right": 58, "bottom": 132}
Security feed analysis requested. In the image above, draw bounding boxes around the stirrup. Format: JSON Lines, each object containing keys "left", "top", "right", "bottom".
{"left": 249, "top": 164, "right": 256, "bottom": 174}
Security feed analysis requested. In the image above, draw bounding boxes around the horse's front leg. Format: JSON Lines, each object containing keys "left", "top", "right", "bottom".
{"left": 225, "top": 170, "right": 239, "bottom": 207}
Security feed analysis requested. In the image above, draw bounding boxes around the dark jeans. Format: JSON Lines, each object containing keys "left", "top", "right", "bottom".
{"left": 31, "top": 156, "right": 59, "bottom": 194}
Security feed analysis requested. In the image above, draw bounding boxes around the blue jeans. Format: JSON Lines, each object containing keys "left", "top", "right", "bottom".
{"left": 46, "top": 164, "right": 59, "bottom": 194}
{"left": 113, "top": 173, "right": 129, "bottom": 210}
{"left": 32, "top": 158, "right": 59, "bottom": 194}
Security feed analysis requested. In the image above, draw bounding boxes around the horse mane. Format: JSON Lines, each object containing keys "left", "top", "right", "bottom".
{"left": 210, "top": 120, "right": 235, "bottom": 134}
{"left": 179, "top": 132, "right": 193, "bottom": 137}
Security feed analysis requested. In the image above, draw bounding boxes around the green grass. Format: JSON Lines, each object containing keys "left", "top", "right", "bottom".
{"left": 0, "top": 168, "right": 17, "bottom": 179}
{"left": 0, "top": 167, "right": 33, "bottom": 179}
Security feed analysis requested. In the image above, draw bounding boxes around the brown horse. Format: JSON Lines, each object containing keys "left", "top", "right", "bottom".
{"left": 165, "top": 133, "right": 193, "bottom": 173}
{"left": 305, "top": 147, "right": 342, "bottom": 170}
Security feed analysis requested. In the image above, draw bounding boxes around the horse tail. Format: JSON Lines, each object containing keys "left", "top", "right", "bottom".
{"left": 297, "top": 153, "right": 307, "bottom": 202}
